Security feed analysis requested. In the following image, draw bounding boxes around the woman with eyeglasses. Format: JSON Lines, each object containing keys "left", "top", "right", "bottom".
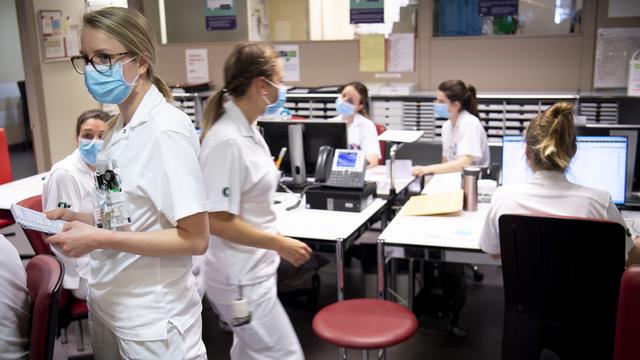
{"left": 198, "top": 43, "right": 311, "bottom": 360}
{"left": 47, "top": 7, "right": 209, "bottom": 359}
{"left": 412, "top": 79, "right": 490, "bottom": 175}
{"left": 42, "top": 109, "right": 109, "bottom": 300}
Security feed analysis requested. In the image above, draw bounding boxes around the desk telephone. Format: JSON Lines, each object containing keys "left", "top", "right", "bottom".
{"left": 314, "top": 146, "right": 366, "bottom": 188}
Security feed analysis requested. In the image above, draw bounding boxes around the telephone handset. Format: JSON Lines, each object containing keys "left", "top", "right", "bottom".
{"left": 324, "top": 149, "right": 367, "bottom": 188}
{"left": 314, "top": 145, "right": 334, "bottom": 183}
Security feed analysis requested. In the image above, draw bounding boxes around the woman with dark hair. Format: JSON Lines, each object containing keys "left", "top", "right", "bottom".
{"left": 413, "top": 79, "right": 489, "bottom": 175}
{"left": 330, "top": 81, "right": 381, "bottom": 167}
{"left": 42, "top": 109, "right": 109, "bottom": 299}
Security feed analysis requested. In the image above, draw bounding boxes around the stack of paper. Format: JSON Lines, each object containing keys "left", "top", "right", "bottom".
{"left": 402, "top": 190, "right": 463, "bottom": 216}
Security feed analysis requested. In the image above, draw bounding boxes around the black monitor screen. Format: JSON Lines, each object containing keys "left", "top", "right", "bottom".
{"left": 258, "top": 120, "right": 348, "bottom": 178}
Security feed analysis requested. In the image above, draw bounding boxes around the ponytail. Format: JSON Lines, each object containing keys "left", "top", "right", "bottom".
{"left": 152, "top": 74, "right": 173, "bottom": 101}
{"left": 525, "top": 101, "right": 577, "bottom": 172}
{"left": 465, "top": 84, "right": 479, "bottom": 118}
{"left": 200, "top": 89, "right": 226, "bottom": 142}
{"left": 199, "top": 43, "right": 279, "bottom": 143}
{"left": 438, "top": 80, "right": 479, "bottom": 118}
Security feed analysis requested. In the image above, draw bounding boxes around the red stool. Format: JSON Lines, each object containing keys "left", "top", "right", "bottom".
{"left": 313, "top": 298, "right": 418, "bottom": 359}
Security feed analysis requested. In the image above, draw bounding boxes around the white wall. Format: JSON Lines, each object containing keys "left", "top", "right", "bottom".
{"left": 0, "top": 0, "right": 25, "bottom": 145}
{"left": 0, "top": 0, "right": 25, "bottom": 83}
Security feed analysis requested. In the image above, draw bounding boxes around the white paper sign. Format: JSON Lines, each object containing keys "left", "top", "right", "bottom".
{"left": 629, "top": 50, "right": 640, "bottom": 96}
{"left": 388, "top": 33, "right": 415, "bottom": 73}
{"left": 185, "top": 48, "right": 210, "bottom": 84}
{"left": 275, "top": 44, "right": 300, "bottom": 82}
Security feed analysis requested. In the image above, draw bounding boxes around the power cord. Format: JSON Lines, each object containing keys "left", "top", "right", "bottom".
{"left": 278, "top": 182, "right": 322, "bottom": 211}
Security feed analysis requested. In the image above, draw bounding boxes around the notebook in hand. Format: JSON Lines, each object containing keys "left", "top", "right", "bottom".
{"left": 10, "top": 203, "right": 66, "bottom": 234}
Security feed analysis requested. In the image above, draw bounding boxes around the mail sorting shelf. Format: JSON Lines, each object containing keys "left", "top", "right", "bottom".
{"left": 284, "top": 93, "right": 340, "bottom": 119}
{"left": 171, "top": 90, "right": 213, "bottom": 130}
{"left": 372, "top": 94, "right": 580, "bottom": 142}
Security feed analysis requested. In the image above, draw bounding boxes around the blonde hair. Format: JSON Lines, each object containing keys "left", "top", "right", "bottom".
{"left": 83, "top": 7, "right": 172, "bottom": 100}
{"left": 200, "top": 43, "right": 279, "bottom": 141}
{"left": 525, "top": 101, "right": 577, "bottom": 172}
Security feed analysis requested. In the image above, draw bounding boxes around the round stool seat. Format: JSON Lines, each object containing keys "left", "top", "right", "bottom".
{"left": 312, "top": 298, "right": 418, "bottom": 349}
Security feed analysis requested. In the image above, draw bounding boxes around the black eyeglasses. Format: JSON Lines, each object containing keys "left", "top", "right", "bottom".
{"left": 70, "top": 52, "right": 130, "bottom": 74}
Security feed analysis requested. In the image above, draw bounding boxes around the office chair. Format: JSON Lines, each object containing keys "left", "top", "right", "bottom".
{"left": 498, "top": 214, "right": 626, "bottom": 360}
{"left": 26, "top": 254, "right": 64, "bottom": 360}
{"left": 614, "top": 265, "right": 640, "bottom": 360}
{"left": 374, "top": 122, "right": 387, "bottom": 165}
{"left": 18, "top": 195, "right": 89, "bottom": 352}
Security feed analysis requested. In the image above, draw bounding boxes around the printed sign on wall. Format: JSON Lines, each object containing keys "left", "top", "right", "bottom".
{"left": 205, "top": 0, "right": 237, "bottom": 31}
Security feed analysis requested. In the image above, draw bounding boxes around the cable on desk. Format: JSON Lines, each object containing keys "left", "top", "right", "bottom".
{"left": 278, "top": 182, "right": 321, "bottom": 211}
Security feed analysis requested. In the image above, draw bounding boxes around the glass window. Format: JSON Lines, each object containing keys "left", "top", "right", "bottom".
{"left": 434, "top": 0, "right": 583, "bottom": 37}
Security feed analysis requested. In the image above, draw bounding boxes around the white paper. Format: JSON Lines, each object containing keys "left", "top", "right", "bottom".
{"left": 11, "top": 203, "right": 65, "bottom": 234}
{"left": 65, "top": 25, "right": 80, "bottom": 57}
{"left": 388, "top": 33, "right": 415, "bottom": 73}
{"left": 377, "top": 129, "right": 423, "bottom": 143}
{"left": 594, "top": 27, "right": 640, "bottom": 88}
{"left": 44, "top": 36, "right": 65, "bottom": 59}
{"left": 275, "top": 44, "right": 300, "bottom": 82}
{"left": 185, "top": 48, "right": 210, "bottom": 84}
{"left": 385, "top": 159, "right": 413, "bottom": 179}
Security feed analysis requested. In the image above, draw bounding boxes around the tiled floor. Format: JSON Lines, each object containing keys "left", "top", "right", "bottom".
{"left": 9, "top": 147, "right": 505, "bottom": 360}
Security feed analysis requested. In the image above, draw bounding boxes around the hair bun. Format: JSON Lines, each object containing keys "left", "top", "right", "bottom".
{"left": 548, "top": 101, "right": 574, "bottom": 118}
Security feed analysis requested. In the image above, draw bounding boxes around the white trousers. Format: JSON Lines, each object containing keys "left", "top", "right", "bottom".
{"left": 206, "top": 275, "right": 304, "bottom": 360}
{"left": 89, "top": 312, "right": 207, "bottom": 360}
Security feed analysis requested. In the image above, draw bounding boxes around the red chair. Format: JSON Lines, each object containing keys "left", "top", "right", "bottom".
{"left": 0, "top": 128, "right": 12, "bottom": 184}
{"left": 312, "top": 240, "right": 418, "bottom": 358}
{"left": 0, "top": 128, "right": 15, "bottom": 234}
{"left": 26, "top": 254, "right": 64, "bottom": 360}
{"left": 18, "top": 195, "right": 89, "bottom": 352}
{"left": 374, "top": 122, "right": 386, "bottom": 164}
{"left": 313, "top": 298, "right": 417, "bottom": 358}
{"left": 614, "top": 265, "right": 640, "bottom": 360}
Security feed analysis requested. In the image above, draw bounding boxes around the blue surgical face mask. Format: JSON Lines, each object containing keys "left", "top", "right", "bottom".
{"left": 262, "top": 80, "right": 287, "bottom": 116}
{"left": 84, "top": 57, "right": 139, "bottom": 104}
{"left": 78, "top": 138, "right": 103, "bottom": 166}
{"left": 433, "top": 102, "right": 451, "bottom": 119}
{"left": 335, "top": 97, "right": 356, "bottom": 116}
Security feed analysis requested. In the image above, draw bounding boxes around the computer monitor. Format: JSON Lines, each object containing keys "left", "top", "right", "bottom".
{"left": 257, "top": 120, "right": 348, "bottom": 178}
{"left": 501, "top": 136, "right": 628, "bottom": 205}
{"left": 578, "top": 124, "right": 640, "bottom": 194}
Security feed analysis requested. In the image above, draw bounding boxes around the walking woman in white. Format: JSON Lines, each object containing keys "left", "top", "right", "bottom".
{"left": 42, "top": 109, "right": 109, "bottom": 300}
{"left": 478, "top": 102, "right": 636, "bottom": 258}
{"left": 199, "top": 43, "right": 312, "bottom": 360}
{"left": 412, "top": 79, "right": 490, "bottom": 175}
{"left": 330, "top": 81, "right": 381, "bottom": 167}
{"left": 46, "top": 7, "right": 209, "bottom": 359}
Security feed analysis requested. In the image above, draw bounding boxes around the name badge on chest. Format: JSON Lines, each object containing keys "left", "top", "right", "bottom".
{"left": 93, "top": 155, "right": 131, "bottom": 230}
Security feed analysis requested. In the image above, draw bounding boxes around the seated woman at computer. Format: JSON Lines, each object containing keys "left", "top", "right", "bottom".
{"left": 42, "top": 109, "right": 109, "bottom": 299}
{"left": 478, "top": 101, "right": 636, "bottom": 259}
{"left": 412, "top": 80, "right": 489, "bottom": 175}
{"left": 330, "top": 81, "right": 381, "bottom": 167}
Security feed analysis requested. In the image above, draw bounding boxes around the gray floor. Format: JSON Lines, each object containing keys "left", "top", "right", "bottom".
{"left": 9, "top": 146, "right": 505, "bottom": 360}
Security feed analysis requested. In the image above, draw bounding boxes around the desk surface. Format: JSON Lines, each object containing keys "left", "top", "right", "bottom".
{"left": 379, "top": 202, "right": 489, "bottom": 251}
{"left": 274, "top": 193, "right": 386, "bottom": 241}
{"left": 0, "top": 173, "right": 48, "bottom": 210}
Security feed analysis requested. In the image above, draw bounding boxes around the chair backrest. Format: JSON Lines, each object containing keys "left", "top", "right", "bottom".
{"left": 374, "top": 122, "right": 386, "bottom": 162}
{"left": 0, "top": 128, "right": 12, "bottom": 185}
{"left": 26, "top": 255, "right": 63, "bottom": 360}
{"left": 614, "top": 265, "right": 640, "bottom": 360}
{"left": 17, "top": 195, "right": 53, "bottom": 256}
{"left": 498, "top": 214, "right": 626, "bottom": 360}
